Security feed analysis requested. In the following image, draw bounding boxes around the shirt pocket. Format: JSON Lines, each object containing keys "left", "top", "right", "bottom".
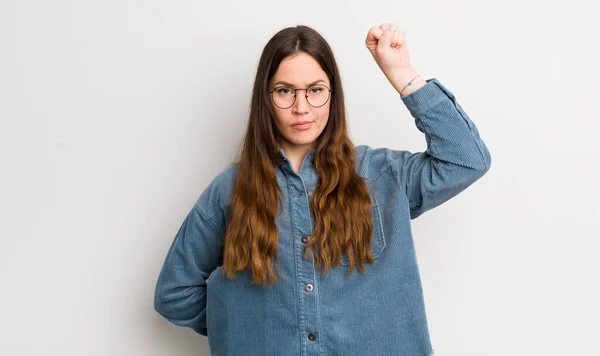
{"left": 340, "top": 201, "right": 387, "bottom": 265}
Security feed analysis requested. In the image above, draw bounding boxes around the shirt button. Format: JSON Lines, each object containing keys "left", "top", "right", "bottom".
{"left": 308, "top": 333, "right": 317, "bottom": 341}
{"left": 305, "top": 283, "right": 313, "bottom": 292}
{"left": 301, "top": 236, "right": 309, "bottom": 243}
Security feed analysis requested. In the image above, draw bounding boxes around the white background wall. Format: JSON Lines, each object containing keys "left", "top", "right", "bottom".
{"left": 1, "top": 1, "right": 598, "bottom": 355}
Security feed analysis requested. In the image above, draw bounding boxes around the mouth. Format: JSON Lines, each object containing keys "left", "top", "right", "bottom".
{"left": 291, "top": 121, "right": 313, "bottom": 130}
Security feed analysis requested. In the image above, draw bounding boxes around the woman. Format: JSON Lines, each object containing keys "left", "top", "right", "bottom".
{"left": 154, "top": 24, "right": 491, "bottom": 356}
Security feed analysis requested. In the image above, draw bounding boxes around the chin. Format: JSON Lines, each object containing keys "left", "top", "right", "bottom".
{"left": 283, "top": 136, "right": 318, "bottom": 148}
{"left": 290, "top": 141, "right": 316, "bottom": 147}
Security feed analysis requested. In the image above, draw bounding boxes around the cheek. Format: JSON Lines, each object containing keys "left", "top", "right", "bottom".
{"left": 273, "top": 111, "right": 289, "bottom": 131}
{"left": 318, "top": 108, "right": 330, "bottom": 124}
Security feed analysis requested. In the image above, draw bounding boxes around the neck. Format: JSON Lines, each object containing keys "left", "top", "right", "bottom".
{"left": 281, "top": 145, "right": 314, "bottom": 173}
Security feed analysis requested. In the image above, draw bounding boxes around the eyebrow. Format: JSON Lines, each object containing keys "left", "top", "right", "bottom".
{"left": 272, "top": 79, "right": 327, "bottom": 87}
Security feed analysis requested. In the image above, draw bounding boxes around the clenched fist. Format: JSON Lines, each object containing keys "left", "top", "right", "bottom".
{"left": 365, "top": 23, "right": 425, "bottom": 96}
{"left": 365, "top": 23, "right": 411, "bottom": 73}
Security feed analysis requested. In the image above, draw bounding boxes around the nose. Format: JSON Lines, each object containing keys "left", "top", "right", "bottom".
{"left": 292, "top": 89, "right": 310, "bottom": 114}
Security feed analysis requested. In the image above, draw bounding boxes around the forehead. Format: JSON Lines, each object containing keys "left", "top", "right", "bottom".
{"left": 271, "top": 52, "right": 329, "bottom": 86}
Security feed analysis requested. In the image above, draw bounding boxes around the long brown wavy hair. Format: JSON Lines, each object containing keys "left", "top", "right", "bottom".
{"left": 222, "top": 25, "right": 375, "bottom": 287}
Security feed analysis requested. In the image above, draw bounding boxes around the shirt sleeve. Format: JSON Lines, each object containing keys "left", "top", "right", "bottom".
{"left": 153, "top": 185, "right": 226, "bottom": 336}
{"left": 370, "top": 78, "right": 492, "bottom": 219}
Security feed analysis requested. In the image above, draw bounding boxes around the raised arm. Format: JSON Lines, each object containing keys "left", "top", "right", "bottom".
{"left": 365, "top": 23, "right": 491, "bottom": 219}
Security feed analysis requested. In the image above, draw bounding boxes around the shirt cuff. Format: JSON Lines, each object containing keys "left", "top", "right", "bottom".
{"left": 400, "top": 78, "right": 456, "bottom": 116}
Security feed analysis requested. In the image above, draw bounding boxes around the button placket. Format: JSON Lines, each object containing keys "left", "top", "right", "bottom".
{"left": 288, "top": 173, "right": 320, "bottom": 351}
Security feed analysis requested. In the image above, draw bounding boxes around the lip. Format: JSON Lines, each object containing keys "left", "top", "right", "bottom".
{"left": 291, "top": 121, "right": 313, "bottom": 130}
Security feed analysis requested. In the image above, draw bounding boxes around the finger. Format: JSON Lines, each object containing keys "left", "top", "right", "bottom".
{"left": 397, "top": 30, "right": 406, "bottom": 46}
{"left": 377, "top": 29, "right": 394, "bottom": 50}
{"left": 392, "top": 27, "right": 400, "bottom": 48}
{"left": 369, "top": 25, "right": 384, "bottom": 41}
{"left": 379, "top": 23, "right": 392, "bottom": 32}
{"left": 365, "top": 26, "right": 384, "bottom": 50}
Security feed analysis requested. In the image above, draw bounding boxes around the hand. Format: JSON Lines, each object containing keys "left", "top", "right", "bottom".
{"left": 365, "top": 23, "right": 411, "bottom": 77}
{"left": 365, "top": 23, "right": 425, "bottom": 96}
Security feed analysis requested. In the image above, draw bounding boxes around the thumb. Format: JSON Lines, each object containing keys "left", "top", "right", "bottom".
{"left": 377, "top": 29, "right": 394, "bottom": 51}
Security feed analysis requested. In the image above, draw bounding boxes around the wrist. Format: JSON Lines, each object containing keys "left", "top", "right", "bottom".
{"left": 389, "top": 66, "right": 427, "bottom": 97}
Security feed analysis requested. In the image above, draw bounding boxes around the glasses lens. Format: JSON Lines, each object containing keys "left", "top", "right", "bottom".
{"left": 272, "top": 87, "right": 295, "bottom": 108}
{"left": 306, "top": 85, "right": 330, "bottom": 107}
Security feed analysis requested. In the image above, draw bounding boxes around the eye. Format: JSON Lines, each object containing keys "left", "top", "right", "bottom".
{"left": 309, "top": 87, "right": 323, "bottom": 94}
{"left": 275, "top": 87, "right": 293, "bottom": 95}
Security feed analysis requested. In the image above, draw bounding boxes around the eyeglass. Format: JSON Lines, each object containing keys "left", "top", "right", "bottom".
{"left": 269, "top": 84, "right": 332, "bottom": 109}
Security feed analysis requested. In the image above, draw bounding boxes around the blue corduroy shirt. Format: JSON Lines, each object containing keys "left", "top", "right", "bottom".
{"left": 154, "top": 78, "right": 491, "bottom": 356}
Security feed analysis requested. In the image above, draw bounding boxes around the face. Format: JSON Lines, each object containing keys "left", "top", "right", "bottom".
{"left": 269, "top": 52, "right": 331, "bottom": 154}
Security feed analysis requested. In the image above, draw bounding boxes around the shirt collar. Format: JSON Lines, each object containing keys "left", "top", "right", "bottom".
{"left": 278, "top": 147, "right": 316, "bottom": 166}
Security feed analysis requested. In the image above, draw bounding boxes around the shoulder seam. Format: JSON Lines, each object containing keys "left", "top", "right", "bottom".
{"left": 357, "top": 145, "right": 371, "bottom": 177}
{"left": 193, "top": 202, "right": 224, "bottom": 233}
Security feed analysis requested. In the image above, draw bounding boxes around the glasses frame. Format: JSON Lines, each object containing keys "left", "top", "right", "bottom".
{"left": 269, "top": 84, "right": 333, "bottom": 109}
